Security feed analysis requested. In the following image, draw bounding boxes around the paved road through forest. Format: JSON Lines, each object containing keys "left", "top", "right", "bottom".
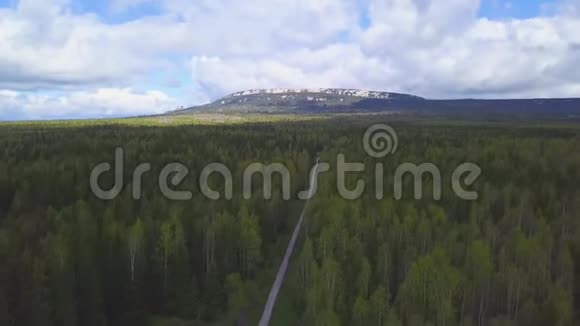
{"left": 258, "top": 159, "right": 320, "bottom": 326}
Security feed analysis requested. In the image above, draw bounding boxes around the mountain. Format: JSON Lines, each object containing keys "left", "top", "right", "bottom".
{"left": 169, "top": 88, "right": 426, "bottom": 114}
{"left": 167, "top": 88, "right": 580, "bottom": 119}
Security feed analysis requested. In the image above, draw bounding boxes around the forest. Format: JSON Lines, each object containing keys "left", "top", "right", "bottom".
{"left": 0, "top": 115, "right": 579, "bottom": 326}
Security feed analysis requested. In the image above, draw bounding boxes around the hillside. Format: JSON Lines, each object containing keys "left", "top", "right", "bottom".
{"left": 167, "top": 88, "right": 580, "bottom": 120}
{"left": 169, "top": 88, "right": 426, "bottom": 114}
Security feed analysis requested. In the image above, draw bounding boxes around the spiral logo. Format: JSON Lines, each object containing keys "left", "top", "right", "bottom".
{"left": 363, "top": 124, "right": 398, "bottom": 158}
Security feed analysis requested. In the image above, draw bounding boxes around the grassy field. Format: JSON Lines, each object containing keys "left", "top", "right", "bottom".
{"left": 0, "top": 113, "right": 327, "bottom": 129}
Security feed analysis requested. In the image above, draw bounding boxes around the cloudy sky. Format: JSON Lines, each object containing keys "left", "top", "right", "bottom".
{"left": 1, "top": 0, "right": 579, "bottom": 120}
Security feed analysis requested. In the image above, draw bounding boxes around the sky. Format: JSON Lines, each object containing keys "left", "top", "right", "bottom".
{"left": 0, "top": 0, "right": 580, "bottom": 120}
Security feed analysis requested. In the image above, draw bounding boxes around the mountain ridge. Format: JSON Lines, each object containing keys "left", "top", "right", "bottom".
{"left": 222, "top": 88, "right": 423, "bottom": 100}
{"left": 168, "top": 88, "right": 580, "bottom": 119}
{"left": 170, "top": 88, "right": 425, "bottom": 115}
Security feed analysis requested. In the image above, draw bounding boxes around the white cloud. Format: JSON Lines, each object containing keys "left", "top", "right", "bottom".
{"left": 0, "top": 0, "right": 359, "bottom": 90}
{"left": 16, "top": 0, "right": 70, "bottom": 17}
{"left": 558, "top": 0, "right": 580, "bottom": 16}
{"left": 188, "top": 0, "right": 580, "bottom": 99}
{"left": 0, "top": 7, "right": 185, "bottom": 90}
{"left": 1, "top": 0, "right": 580, "bottom": 119}
{"left": 161, "top": 0, "right": 360, "bottom": 53}
{"left": 190, "top": 44, "right": 400, "bottom": 99}
{"left": 0, "top": 88, "right": 177, "bottom": 120}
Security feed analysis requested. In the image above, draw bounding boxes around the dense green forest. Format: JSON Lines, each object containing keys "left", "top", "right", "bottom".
{"left": 0, "top": 116, "right": 579, "bottom": 325}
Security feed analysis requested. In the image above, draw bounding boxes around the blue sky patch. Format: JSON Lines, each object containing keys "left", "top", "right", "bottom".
{"left": 478, "top": 0, "right": 556, "bottom": 19}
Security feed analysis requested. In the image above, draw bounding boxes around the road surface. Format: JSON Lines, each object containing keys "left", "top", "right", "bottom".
{"left": 258, "top": 159, "right": 319, "bottom": 326}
